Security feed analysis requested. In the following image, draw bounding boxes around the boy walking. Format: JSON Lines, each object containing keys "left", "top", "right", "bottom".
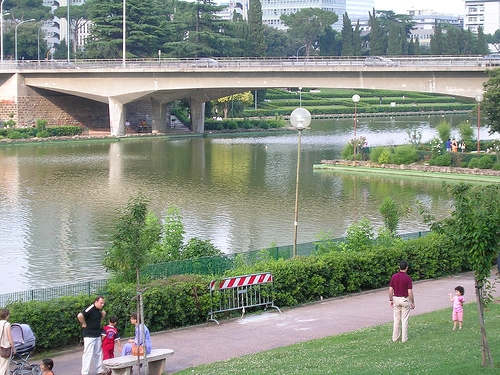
{"left": 102, "top": 315, "right": 121, "bottom": 360}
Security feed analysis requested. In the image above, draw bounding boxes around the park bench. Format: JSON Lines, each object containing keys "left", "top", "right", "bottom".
{"left": 103, "top": 348, "right": 174, "bottom": 375}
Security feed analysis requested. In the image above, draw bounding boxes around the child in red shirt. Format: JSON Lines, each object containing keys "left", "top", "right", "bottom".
{"left": 101, "top": 315, "right": 121, "bottom": 360}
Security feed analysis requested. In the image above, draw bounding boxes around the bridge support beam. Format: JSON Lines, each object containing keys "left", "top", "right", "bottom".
{"left": 189, "top": 98, "right": 205, "bottom": 134}
{"left": 150, "top": 98, "right": 167, "bottom": 134}
{"left": 109, "top": 97, "right": 126, "bottom": 136}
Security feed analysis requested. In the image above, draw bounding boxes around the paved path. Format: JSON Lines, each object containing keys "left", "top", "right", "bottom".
{"left": 37, "top": 271, "right": 497, "bottom": 374}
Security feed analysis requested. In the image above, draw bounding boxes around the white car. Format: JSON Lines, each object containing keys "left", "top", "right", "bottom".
{"left": 363, "top": 56, "right": 398, "bottom": 67}
{"left": 191, "top": 58, "right": 219, "bottom": 67}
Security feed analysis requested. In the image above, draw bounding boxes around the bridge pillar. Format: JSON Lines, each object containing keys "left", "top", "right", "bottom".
{"left": 189, "top": 98, "right": 205, "bottom": 134}
{"left": 150, "top": 98, "right": 167, "bottom": 134}
{"left": 109, "top": 97, "right": 126, "bottom": 136}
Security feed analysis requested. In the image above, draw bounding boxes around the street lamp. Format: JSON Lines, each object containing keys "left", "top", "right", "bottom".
{"left": 290, "top": 107, "right": 311, "bottom": 258}
{"left": 122, "top": 0, "right": 126, "bottom": 67}
{"left": 299, "top": 87, "right": 302, "bottom": 107}
{"left": 352, "top": 94, "right": 360, "bottom": 155}
{"left": 1, "top": 1, "right": 9, "bottom": 63}
{"left": 15, "top": 19, "right": 35, "bottom": 63}
{"left": 476, "top": 94, "right": 483, "bottom": 152}
{"left": 296, "top": 44, "right": 306, "bottom": 61}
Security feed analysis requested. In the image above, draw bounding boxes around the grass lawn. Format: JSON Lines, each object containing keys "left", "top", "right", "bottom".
{"left": 175, "top": 302, "right": 500, "bottom": 374}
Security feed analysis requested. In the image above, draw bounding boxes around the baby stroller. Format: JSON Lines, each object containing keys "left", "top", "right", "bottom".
{"left": 9, "top": 324, "right": 40, "bottom": 375}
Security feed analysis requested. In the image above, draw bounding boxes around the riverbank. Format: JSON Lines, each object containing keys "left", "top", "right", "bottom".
{"left": 314, "top": 160, "right": 500, "bottom": 182}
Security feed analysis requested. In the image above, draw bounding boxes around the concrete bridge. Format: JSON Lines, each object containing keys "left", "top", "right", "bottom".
{"left": 0, "top": 56, "right": 490, "bottom": 135}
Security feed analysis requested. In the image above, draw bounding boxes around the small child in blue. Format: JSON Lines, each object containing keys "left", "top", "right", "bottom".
{"left": 449, "top": 286, "right": 465, "bottom": 330}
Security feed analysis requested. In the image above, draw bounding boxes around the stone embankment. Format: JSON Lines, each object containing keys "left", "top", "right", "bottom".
{"left": 319, "top": 159, "right": 500, "bottom": 177}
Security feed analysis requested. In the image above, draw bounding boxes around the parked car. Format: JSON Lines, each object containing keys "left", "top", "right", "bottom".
{"left": 363, "top": 56, "right": 398, "bottom": 67}
{"left": 479, "top": 54, "right": 500, "bottom": 67}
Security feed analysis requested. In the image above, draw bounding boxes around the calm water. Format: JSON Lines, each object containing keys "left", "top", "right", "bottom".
{"left": 0, "top": 114, "right": 494, "bottom": 294}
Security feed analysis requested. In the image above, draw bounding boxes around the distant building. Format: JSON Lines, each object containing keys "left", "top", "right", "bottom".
{"left": 464, "top": 0, "right": 500, "bottom": 34}
{"left": 347, "top": 0, "right": 374, "bottom": 21}
{"left": 261, "top": 0, "right": 346, "bottom": 31}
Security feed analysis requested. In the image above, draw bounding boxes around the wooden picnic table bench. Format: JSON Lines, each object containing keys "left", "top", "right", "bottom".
{"left": 103, "top": 348, "right": 174, "bottom": 375}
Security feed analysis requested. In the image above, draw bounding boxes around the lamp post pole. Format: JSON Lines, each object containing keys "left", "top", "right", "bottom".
{"left": 476, "top": 94, "right": 483, "bottom": 153}
{"left": 122, "top": 0, "right": 126, "bottom": 67}
{"left": 1, "top": 0, "right": 5, "bottom": 63}
{"left": 37, "top": 23, "right": 42, "bottom": 65}
{"left": 296, "top": 44, "right": 306, "bottom": 61}
{"left": 290, "top": 107, "right": 311, "bottom": 258}
{"left": 15, "top": 19, "right": 35, "bottom": 63}
{"left": 299, "top": 87, "right": 302, "bottom": 107}
{"left": 67, "top": 0, "right": 70, "bottom": 62}
{"left": 352, "top": 94, "right": 360, "bottom": 156}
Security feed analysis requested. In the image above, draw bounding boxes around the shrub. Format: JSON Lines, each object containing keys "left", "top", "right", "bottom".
{"left": 36, "top": 130, "right": 50, "bottom": 138}
{"left": 493, "top": 162, "right": 500, "bottom": 171}
{"left": 378, "top": 148, "right": 392, "bottom": 164}
{"left": 468, "top": 158, "right": 480, "bottom": 169}
{"left": 341, "top": 143, "right": 354, "bottom": 160}
{"left": 389, "top": 145, "right": 419, "bottom": 165}
{"left": 428, "top": 153, "right": 452, "bottom": 166}
{"left": 7, "top": 131, "right": 24, "bottom": 139}
{"left": 478, "top": 155, "right": 494, "bottom": 169}
{"left": 369, "top": 146, "right": 385, "bottom": 163}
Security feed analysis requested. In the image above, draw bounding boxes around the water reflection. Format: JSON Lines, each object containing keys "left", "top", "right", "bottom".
{"left": 0, "top": 114, "right": 495, "bottom": 293}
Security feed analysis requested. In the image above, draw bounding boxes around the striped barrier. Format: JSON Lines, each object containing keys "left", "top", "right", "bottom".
{"left": 208, "top": 272, "right": 281, "bottom": 324}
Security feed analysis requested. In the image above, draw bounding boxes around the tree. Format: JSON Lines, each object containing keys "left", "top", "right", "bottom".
{"left": 263, "top": 25, "right": 292, "bottom": 57}
{"left": 379, "top": 196, "right": 409, "bottom": 236}
{"left": 280, "top": 8, "right": 338, "bottom": 57}
{"left": 477, "top": 26, "right": 490, "bottom": 55}
{"left": 430, "top": 21, "right": 444, "bottom": 55}
{"left": 103, "top": 193, "right": 161, "bottom": 283}
{"left": 368, "top": 9, "right": 386, "bottom": 55}
{"left": 341, "top": 13, "right": 354, "bottom": 56}
{"left": 150, "top": 205, "right": 185, "bottom": 263}
{"left": 482, "top": 69, "right": 500, "bottom": 134}
{"left": 85, "top": 0, "right": 166, "bottom": 58}
{"left": 387, "top": 22, "right": 401, "bottom": 55}
{"left": 162, "top": 0, "right": 239, "bottom": 58}
{"left": 3, "top": 0, "right": 51, "bottom": 23}
{"left": 318, "top": 27, "right": 341, "bottom": 56}
{"left": 247, "top": 0, "right": 265, "bottom": 56}
{"left": 485, "top": 29, "right": 500, "bottom": 52}
{"left": 430, "top": 183, "right": 500, "bottom": 367}
{"left": 213, "top": 92, "right": 253, "bottom": 118}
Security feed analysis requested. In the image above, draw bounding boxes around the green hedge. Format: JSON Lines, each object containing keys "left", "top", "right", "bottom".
{"left": 0, "top": 126, "right": 82, "bottom": 139}
{"left": 6, "top": 233, "right": 466, "bottom": 353}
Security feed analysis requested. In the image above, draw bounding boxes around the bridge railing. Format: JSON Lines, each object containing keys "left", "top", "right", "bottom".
{"left": 0, "top": 55, "right": 485, "bottom": 71}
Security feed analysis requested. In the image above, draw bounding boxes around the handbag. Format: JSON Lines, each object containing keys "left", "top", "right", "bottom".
{"left": 131, "top": 344, "right": 144, "bottom": 356}
{"left": 0, "top": 346, "right": 11, "bottom": 358}
{"left": 0, "top": 323, "right": 11, "bottom": 358}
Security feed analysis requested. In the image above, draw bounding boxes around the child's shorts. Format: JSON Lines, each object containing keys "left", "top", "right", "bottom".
{"left": 452, "top": 310, "right": 463, "bottom": 322}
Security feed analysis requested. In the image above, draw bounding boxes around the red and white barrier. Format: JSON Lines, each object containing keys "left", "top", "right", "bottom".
{"left": 209, "top": 273, "right": 273, "bottom": 291}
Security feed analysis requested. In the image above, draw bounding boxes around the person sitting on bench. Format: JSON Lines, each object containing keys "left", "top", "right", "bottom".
{"left": 121, "top": 313, "right": 152, "bottom": 356}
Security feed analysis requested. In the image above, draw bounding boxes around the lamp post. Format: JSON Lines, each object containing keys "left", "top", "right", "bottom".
{"left": 476, "top": 94, "right": 483, "bottom": 153}
{"left": 1, "top": 3, "right": 9, "bottom": 63}
{"left": 352, "top": 94, "right": 360, "bottom": 155}
{"left": 296, "top": 44, "right": 306, "bottom": 61}
{"left": 15, "top": 19, "right": 35, "bottom": 63}
{"left": 122, "top": 0, "right": 126, "bottom": 67}
{"left": 299, "top": 87, "right": 302, "bottom": 107}
{"left": 290, "top": 107, "right": 311, "bottom": 258}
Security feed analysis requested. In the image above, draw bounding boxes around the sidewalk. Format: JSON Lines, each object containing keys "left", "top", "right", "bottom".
{"left": 45, "top": 271, "right": 496, "bottom": 374}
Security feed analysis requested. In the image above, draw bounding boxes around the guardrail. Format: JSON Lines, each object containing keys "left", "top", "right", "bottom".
{"left": 208, "top": 272, "right": 281, "bottom": 324}
{"left": 0, "top": 55, "right": 488, "bottom": 71}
